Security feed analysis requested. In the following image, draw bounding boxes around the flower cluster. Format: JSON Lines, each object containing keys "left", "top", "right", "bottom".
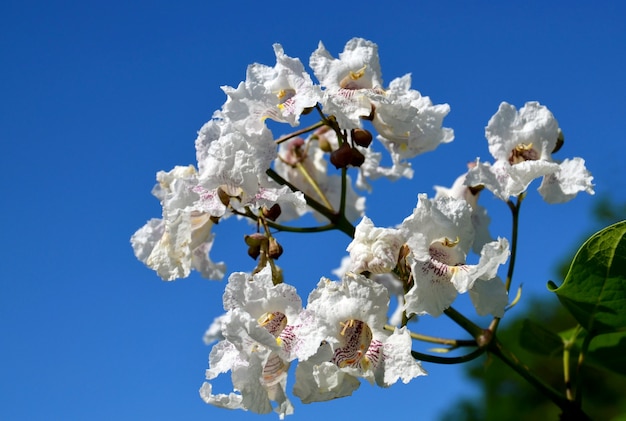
{"left": 131, "top": 38, "right": 594, "bottom": 417}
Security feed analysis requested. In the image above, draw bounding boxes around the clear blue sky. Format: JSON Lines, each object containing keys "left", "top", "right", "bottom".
{"left": 1, "top": 1, "right": 625, "bottom": 420}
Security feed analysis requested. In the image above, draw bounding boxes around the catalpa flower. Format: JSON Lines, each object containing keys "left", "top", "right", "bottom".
{"left": 293, "top": 273, "right": 426, "bottom": 403}
{"left": 466, "top": 101, "right": 594, "bottom": 203}
{"left": 373, "top": 74, "right": 454, "bottom": 172}
{"left": 130, "top": 165, "right": 225, "bottom": 281}
{"left": 400, "top": 194, "right": 509, "bottom": 317}
{"left": 434, "top": 164, "right": 493, "bottom": 254}
{"left": 195, "top": 117, "right": 277, "bottom": 200}
{"left": 221, "top": 44, "right": 322, "bottom": 134}
{"left": 200, "top": 266, "right": 324, "bottom": 419}
{"left": 310, "top": 38, "right": 386, "bottom": 129}
{"left": 346, "top": 216, "right": 405, "bottom": 274}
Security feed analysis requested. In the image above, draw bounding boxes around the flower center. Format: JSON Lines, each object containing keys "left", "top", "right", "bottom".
{"left": 332, "top": 319, "right": 373, "bottom": 368}
{"left": 429, "top": 237, "right": 465, "bottom": 266}
{"left": 340, "top": 65, "right": 368, "bottom": 89}
{"left": 508, "top": 142, "right": 540, "bottom": 165}
{"left": 258, "top": 311, "right": 288, "bottom": 337}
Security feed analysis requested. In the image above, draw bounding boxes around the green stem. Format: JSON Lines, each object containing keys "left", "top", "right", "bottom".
{"left": 274, "top": 120, "right": 326, "bottom": 145}
{"left": 411, "top": 348, "right": 485, "bottom": 364}
{"left": 563, "top": 341, "right": 573, "bottom": 401}
{"left": 266, "top": 168, "right": 355, "bottom": 238}
{"left": 489, "top": 336, "right": 591, "bottom": 420}
{"left": 444, "top": 306, "right": 484, "bottom": 339}
{"left": 488, "top": 193, "right": 524, "bottom": 333}
{"left": 295, "top": 162, "right": 334, "bottom": 210}
{"left": 575, "top": 328, "right": 593, "bottom": 407}
{"left": 504, "top": 193, "right": 524, "bottom": 293}
{"left": 234, "top": 208, "right": 338, "bottom": 234}
{"left": 384, "top": 324, "right": 477, "bottom": 347}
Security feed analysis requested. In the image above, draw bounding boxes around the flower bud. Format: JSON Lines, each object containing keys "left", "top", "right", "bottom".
{"left": 268, "top": 237, "right": 283, "bottom": 259}
{"left": 263, "top": 204, "right": 282, "bottom": 221}
{"left": 318, "top": 136, "right": 332, "bottom": 153}
{"left": 330, "top": 142, "right": 353, "bottom": 169}
{"left": 350, "top": 147, "right": 365, "bottom": 167}
{"left": 247, "top": 244, "right": 261, "bottom": 260}
{"left": 351, "top": 128, "right": 373, "bottom": 148}
{"left": 217, "top": 187, "right": 230, "bottom": 207}
{"left": 552, "top": 129, "right": 564, "bottom": 154}
{"left": 245, "top": 233, "right": 266, "bottom": 247}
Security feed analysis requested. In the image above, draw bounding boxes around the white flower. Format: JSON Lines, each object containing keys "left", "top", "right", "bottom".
{"left": 434, "top": 164, "right": 492, "bottom": 253}
{"left": 538, "top": 157, "right": 594, "bottom": 203}
{"left": 347, "top": 216, "right": 405, "bottom": 274}
{"left": 195, "top": 118, "right": 276, "bottom": 199}
{"left": 221, "top": 44, "right": 322, "bottom": 133}
{"left": 373, "top": 74, "right": 454, "bottom": 171}
{"left": 310, "top": 38, "right": 386, "bottom": 129}
{"left": 466, "top": 101, "right": 594, "bottom": 202}
{"left": 400, "top": 194, "right": 509, "bottom": 317}
{"left": 201, "top": 266, "right": 323, "bottom": 418}
{"left": 293, "top": 273, "right": 426, "bottom": 403}
{"left": 130, "top": 166, "right": 225, "bottom": 281}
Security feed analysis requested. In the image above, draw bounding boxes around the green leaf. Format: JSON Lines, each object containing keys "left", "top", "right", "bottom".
{"left": 548, "top": 220, "right": 626, "bottom": 334}
{"left": 520, "top": 319, "right": 564, "bottom": 357}
{"left": 584, "top": 331, "right": 626, "bottom": 377}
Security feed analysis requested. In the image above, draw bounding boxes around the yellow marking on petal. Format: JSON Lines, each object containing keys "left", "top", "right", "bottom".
{"left": 276, "top": 337, "right": 283, "bottom": 346}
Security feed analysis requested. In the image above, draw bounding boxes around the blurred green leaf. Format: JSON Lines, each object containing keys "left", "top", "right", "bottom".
{"left": 580, "top": 331, "right": 626, "bottom": 377}
{"left": 548, "top": 220, "right": 626, "bottom": 334}
{"left": 520, "top": 319, "right": 564, "bottom": 357}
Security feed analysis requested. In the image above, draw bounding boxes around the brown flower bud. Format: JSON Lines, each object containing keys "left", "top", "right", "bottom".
{"left": 217, "top": 187, "right": 230, "bottom": 207}
{"left": 247, "top": 244, "right": 261, "bottom": 260}
{"left": 552, "top": 129, "right": 564, "bottom": 154}
{"left": 244, "top": 233, "right": 266, "bottom": 247}
{"left": 351, "top": 128, "right": 373, "bottom": 148}
{"left": 350, "top": 147, "right": 365, "bottom": 167}
{"left": 330, "top": 142, "right": 353, "bottom": 169}
{"left": 263, "top": 204, "right": 282, "bottom": 221}
{"left": 268, "top": 237, "right": 283, "bottom": 259}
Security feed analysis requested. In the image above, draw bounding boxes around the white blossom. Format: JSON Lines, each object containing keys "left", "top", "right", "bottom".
{"left": 347, "top": 216, "right": 404, "bottom": 274}
{"left": 221, "top": 44, "right": 322, "bottom": 133}
{"left": 373, "top": 74, "right": 454, "bottom": 172}
{"left": 293, "top": 273, "right": 426, "bottom": 403}
{"left": 466, "top": 101, "right": 594, "bottom": 202}
{"left": 130, "top": 166, "right": 225, "bottom": 281}
{"left": 434, "top": 165, "right": 492, "bottom": 253}
{"left": 400, "top": 194, "right": 509, "bottom": 317}
{"left": 310, "top": 38, "right": 386, "bottom": 129}
{"left": 201, "top": 266, "right": 323, "bottom": 419}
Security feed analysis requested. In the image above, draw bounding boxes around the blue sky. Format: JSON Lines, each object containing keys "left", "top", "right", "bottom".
{"left": 1, "top": 1, "right": 625, "bottom": 420}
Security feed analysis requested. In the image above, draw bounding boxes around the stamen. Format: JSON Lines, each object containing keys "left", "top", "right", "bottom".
{"left": 509, "top": 142, "right": 540, "bottom": 164}
{"left": 349, "top": 65, "right": 367, "bottom": 80}
{"left": 340, "top": 66, "right": 368, "bottom": 89}
{"left": 442, "top": 237, "right": 460, "bottom": 247}
{"left": 333, "top": 320, "right": 373, "bottom": 369}
{"left": 340, "top": 319, "right": 356, "bottom": 336}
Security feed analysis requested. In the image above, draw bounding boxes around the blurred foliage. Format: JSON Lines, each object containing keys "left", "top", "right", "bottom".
{"left": 440, "top": 196, "right": 626, "bottom": 421}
